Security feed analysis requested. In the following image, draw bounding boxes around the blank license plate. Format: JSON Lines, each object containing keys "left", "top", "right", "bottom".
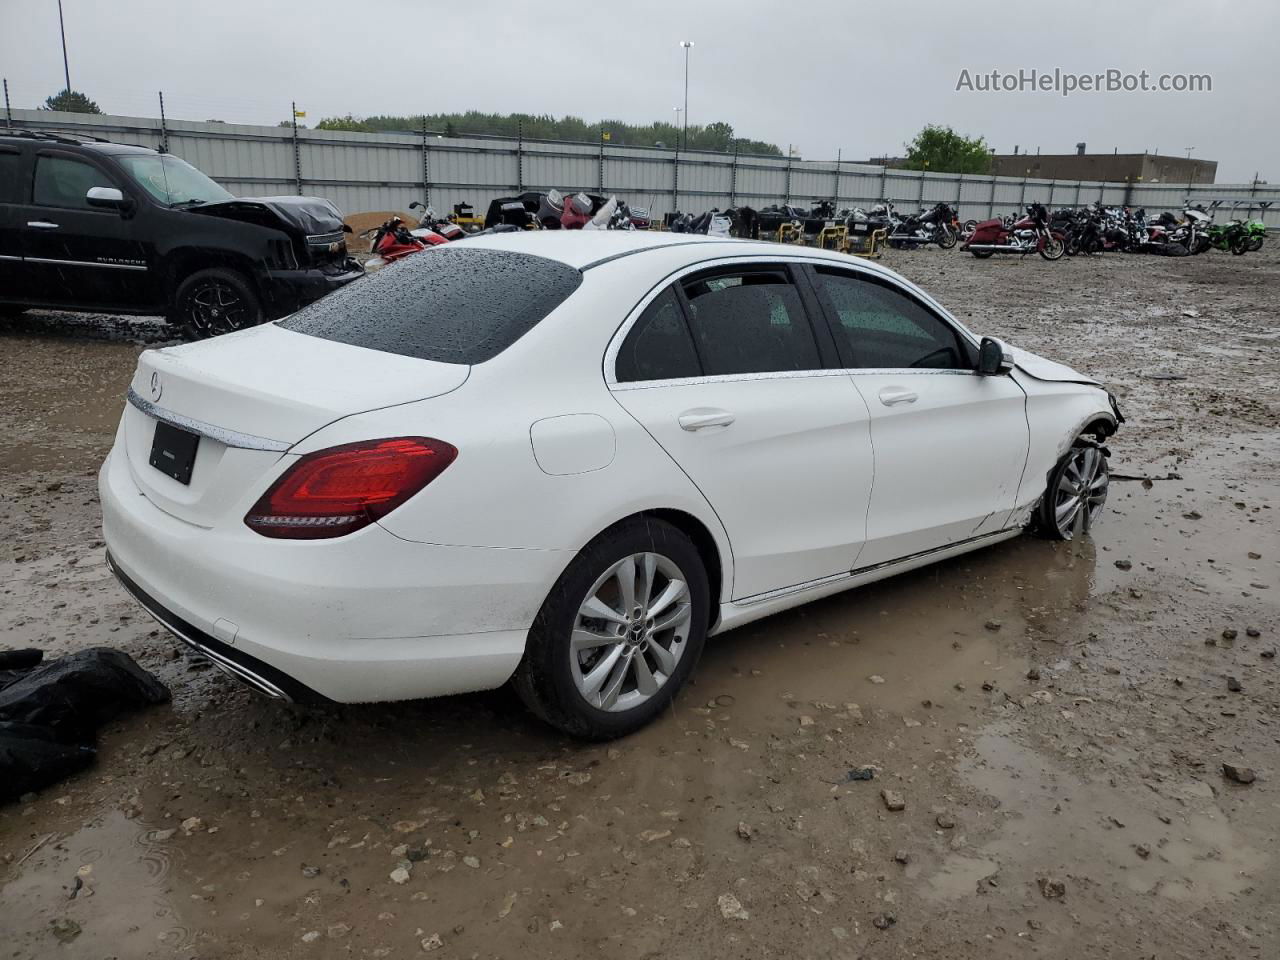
{"left": 149, "top": 421, "right": 199, "bottom": 485}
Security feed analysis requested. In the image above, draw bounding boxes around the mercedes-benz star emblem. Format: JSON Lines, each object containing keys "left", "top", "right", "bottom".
{"left": 149, "top": 371, "right": 163, "bottom": 402}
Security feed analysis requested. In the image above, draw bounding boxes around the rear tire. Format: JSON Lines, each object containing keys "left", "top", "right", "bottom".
{"left": 970, "top": 249, "right": 995, "bottom": 259}
{"left": 513, "top": 518, "right": 710, "bottom": 740}
{"left": 172, "top": 268, "right": 262, "bottom": 340}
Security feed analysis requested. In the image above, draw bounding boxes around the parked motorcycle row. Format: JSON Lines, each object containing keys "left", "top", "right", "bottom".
{"left": 364, "top": 189, "right": 1268, "bottom": 271}
{"left": 362, "top": 190, "right": 654, "bottom": 269}
{"left": 1040, "top": 202, "right": 1268, "bottom": 258}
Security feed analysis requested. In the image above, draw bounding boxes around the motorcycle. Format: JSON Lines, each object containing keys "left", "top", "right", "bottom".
{"left": 962, "top": 203, "right": 1066, "bottom": 260}
{"left": 888, "top": 202, "right": 958, "bottom": 249}
{"left": 408, "top": 201, "right": 466, "bottom": 242}
{"left": 1205, "top": 219, "right": 1253, "bottom": 256}
{"left": 1243, "top": 218, "right": 1267, "bottom": 252}
{"left": 362, "top": 216, "right": 443, "bottom": 272}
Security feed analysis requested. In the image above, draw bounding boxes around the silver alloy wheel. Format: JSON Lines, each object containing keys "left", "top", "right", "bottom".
{"left": 571, "top": 552, "right": 692, "bottom": 712}
{"left": 1054, "top": 445, "right": 1109, "bottom": 539}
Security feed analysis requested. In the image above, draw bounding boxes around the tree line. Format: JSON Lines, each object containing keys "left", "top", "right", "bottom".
{"left": 314, "top": 111, "right": 783, "bottom": 155}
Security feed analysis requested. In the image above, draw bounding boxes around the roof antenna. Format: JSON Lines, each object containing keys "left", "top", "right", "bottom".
{"left": 157, "top": 91, "right": 168, "bottom": 154}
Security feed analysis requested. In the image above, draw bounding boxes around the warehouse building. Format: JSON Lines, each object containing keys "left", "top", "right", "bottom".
{"left": 989, "top": 145, "right": 1217, "bottom": 184}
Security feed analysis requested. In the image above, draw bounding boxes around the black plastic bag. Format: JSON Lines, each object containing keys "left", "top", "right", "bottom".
{"left": 0, "top": 647, "right": 169, "bottom": 803}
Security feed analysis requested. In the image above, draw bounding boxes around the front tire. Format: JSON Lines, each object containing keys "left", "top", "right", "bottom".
{"left": 513, "top": 518, "right": 710, "bottom": 740}
{"left": 1039, "top": 234, "right": 1066, "bottom": 261}
{"left": 173, "top": 268, "right": 262, "bottom": 340}
{"left": 1036, "top": 440, "right": 1109, "bottom": 540}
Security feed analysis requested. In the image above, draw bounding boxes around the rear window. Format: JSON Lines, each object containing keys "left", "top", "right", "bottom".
{"left": 279, "top": 246, "right": 583, "bottom": 364}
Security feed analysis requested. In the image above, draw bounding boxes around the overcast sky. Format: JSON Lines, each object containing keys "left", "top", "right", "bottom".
{"left": 1, "top": 0, "right": 1273, "bottom": 182}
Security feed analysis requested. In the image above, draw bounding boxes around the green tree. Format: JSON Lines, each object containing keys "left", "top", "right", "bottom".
{"left": 316, "top": 114, "right": 373, "bottom": 132}
{"left": 901, "top": 124, "right": 991, "bottom": 174}
{"left": 41, "top": 89, "right": 101, "bottom": 114}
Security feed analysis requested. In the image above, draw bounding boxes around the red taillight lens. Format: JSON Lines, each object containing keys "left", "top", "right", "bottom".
{"left": 245, "top": 437, "right": 457, "bottom": 539}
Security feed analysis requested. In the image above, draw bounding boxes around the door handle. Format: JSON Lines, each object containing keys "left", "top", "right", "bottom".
{"left": 878, "top": 386, "right": 919, "bottom": 406}
{"left": 678, "top": 408, "right": 735, "bottom": 431}
{"left": 27, "top": 221, "right": 60, "bottom": 229}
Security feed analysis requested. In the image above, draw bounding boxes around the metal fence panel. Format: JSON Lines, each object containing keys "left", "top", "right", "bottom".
{"left": 7, "top": 108, "right": 1278, "bottom": 226}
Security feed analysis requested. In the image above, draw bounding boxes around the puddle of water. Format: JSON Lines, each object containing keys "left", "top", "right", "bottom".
{"left": 1, "top": 810, "right": 193, "bottom": 957}
{"left": 0, "top": 335, "right": 139, "bottom": 476}
{"left": 953, "top": 729, "right": 1266, "bottom": 903}
{"left": 699, "top": 532, "right": 1099, "bottom": 716}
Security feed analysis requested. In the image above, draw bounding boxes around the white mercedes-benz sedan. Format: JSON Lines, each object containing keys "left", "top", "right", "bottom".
{"left": 101, "top": 231, "right": 1122, "bottom": 738}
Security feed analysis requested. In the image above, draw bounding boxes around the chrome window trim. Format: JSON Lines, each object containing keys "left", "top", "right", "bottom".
{"left": 127, "top": 387, "right": 291, "bottom": 452}
{"left": 27, "top": 256, "right": 147, "bottom": 271}
{"left": 0, "top": 254, "right": 22, "bottom": 262}
{"left": 603, "top": 253, "right": 980, "bottom": 390}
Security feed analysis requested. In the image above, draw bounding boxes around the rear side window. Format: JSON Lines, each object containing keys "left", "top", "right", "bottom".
{"left": 680, "top": 268, "right": 820, "bottom": 376}
{"left": 813, "top": 268, "right": 972, "bottom": 370}
{"left": 0, "top": 150, "right": 23, "bottom": 203}
{"left": 280, "top": 247, "right": 583, "bottom": 364}
{"left": 33, "top": 155, "right": 113, "bottom": 209}
{"left": 615, "top": 287, "right": 701, "bottom": 382}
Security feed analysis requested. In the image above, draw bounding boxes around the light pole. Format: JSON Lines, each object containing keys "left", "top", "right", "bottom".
{"left": 673, "top": 106, "right": 682, "bottom": 137}
{"left": 679, "top": 41, "right": 693, "bottom": 150}
{"left": 57, "top": 0, "right": 72, "bottom": 96}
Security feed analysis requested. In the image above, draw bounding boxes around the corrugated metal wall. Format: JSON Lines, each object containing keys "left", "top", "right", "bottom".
{"left": 8, "top": 108, "right": 1279, "bottom": 228}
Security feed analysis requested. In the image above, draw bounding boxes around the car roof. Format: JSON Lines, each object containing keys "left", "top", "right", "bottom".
{"left": 0, "top": 130, "right": 158, "bottom": 156}
{"left": 459, "top": 229, "right": 902, "bottom": 280}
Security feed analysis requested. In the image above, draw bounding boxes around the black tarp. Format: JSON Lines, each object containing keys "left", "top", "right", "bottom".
{"left": 0, "top": 648, "right": 169, "bottom": 803}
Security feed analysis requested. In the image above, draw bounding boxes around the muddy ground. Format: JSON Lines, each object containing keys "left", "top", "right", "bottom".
{"left": 1, "top": 245, "right": 1277, "bottom": 959}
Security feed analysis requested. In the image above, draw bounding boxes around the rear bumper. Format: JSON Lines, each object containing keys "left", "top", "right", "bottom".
{"left": 107, "top": 552, "right": 328, "bottom": 704}
{"left": 100, "top": 446, "right": 570, "bottom": 704}
{"left": 260, "top": 260, "right": 363, "bottom": 316}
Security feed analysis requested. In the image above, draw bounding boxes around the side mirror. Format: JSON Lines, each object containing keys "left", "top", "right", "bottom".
{"left": 978, "top": 336, "right": 1015, "bottom": 376}
{"left": 86, "top": 186, "right": 131, "bottom": 212}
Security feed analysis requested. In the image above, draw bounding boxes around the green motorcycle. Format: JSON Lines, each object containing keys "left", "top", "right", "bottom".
{"left": 1206, "top": 220, "right": 1254, "bottom": 256}
{"left": 1243, "top": 218, "right": 1266, "bottom": 252}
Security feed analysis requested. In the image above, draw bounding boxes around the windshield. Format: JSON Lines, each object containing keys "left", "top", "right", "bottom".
{"left": 116, "top": 154, "right": 233, "bottom": 206}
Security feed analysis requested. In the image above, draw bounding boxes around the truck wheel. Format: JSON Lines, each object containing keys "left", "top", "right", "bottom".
{"left": 173, "top": 268, "right": 262, "bottom": 339}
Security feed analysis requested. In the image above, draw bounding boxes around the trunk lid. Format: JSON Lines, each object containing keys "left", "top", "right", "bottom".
{"left": 121, "top": 324, "right": 469, "bottom": 528}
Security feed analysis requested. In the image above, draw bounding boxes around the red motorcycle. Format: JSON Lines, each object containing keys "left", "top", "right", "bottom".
{"left": 362, "top": 216, "right": 446, "bottom": 272}
{"left": 961, "top": 203, "right": 1066, "bottom": 261}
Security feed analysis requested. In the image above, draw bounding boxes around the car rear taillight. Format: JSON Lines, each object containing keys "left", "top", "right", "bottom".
{"left": 245, "top": 437, "right": 457, "bottom": 539}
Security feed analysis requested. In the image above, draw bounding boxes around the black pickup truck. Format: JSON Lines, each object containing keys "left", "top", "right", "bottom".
{"left": 0, "top": 130, "right": 363, "bottom": 337}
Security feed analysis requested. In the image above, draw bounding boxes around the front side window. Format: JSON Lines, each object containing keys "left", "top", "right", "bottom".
{"left": 116, "top": 154, "right": 233, "bottom": 207}
{"left": 615, "top": 287, "right": 701, "bottom": 382}
{"left": 813, "top": 268, "right": 971, "bottom": 370}
{"left": 32, "top": 155, "right": 114, "bottom": 210}
{"left": 680, "top": 267, "right": 820, "bottom": 376}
